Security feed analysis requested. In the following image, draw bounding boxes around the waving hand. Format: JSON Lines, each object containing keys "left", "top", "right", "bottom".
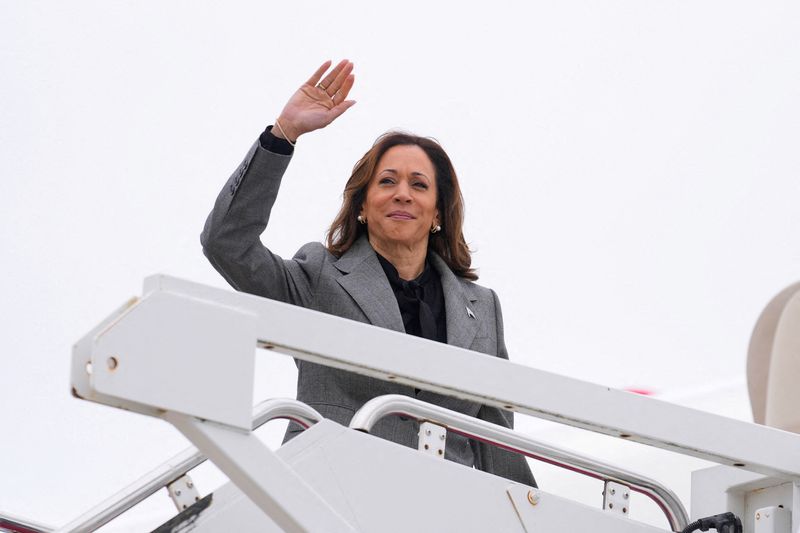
{"left": 274, "top": 60, "right": 356, "bottom": 143}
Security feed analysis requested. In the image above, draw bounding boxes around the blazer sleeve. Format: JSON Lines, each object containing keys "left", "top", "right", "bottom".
{"left": 471, "top": 290, "right": 539, "bottom": 487}
{"left": 200, "top": 139, "right": 322, "bottom": 308}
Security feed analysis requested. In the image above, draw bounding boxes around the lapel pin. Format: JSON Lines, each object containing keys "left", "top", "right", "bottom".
{"left": 466, "top": 306, "right": 476, "bottom": 319}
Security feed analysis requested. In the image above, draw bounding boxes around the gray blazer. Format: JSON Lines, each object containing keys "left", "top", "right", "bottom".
{"left": 201, "top": 140, "right": 536, "bottom": 487}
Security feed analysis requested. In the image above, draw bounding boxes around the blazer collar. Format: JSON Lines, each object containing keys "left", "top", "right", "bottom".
{"left": 429, "top": 252, "right": 479, "bottom": 351}
{"left": 334, "top": 236, "right": 479, "bottom": 350}
{"left": 334, "top": 236, "right": 405, "bottom": 333}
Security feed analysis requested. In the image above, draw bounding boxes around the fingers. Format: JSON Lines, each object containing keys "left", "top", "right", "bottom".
{"left": 327, "top": 99, "right": 357, "bottom": 122}
{"left": 304, "top": 60, "right": 332, "bottom": 87}
{"left": 326, "top": 61, "right": 354, "bottom": 96}
{"left": 332, "top": 74, "right": 355, "bottom": 106}
{"left": 317, "top": 59, "right": 351, "bottom": 93}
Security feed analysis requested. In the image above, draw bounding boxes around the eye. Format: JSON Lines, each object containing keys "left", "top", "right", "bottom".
{"left": 378, "top": 177, "right": 395, "bottom": 185}
{"left": 413, "top": 181, "right": 429, "bottom": 190}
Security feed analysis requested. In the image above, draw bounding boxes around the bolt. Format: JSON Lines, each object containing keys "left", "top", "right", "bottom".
{"left": 527, "top": 490, "right": 540, "bottom": 506}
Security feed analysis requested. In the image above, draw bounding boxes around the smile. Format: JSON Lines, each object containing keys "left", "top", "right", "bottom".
{"left": 387, "top": 211, "right": 415, "bottom": 220}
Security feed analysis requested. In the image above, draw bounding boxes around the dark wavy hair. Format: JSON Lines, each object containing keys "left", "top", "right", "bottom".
{"left": 326, "top": 131, "right": 476, "bottom": 280}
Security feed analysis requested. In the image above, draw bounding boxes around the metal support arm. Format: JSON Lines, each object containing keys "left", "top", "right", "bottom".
{"left": 56, "top": 399, "right": 322, "bottom": 533}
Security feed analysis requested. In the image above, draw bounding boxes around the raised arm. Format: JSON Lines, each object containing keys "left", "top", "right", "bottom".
{"left": 200, "top": 60, "right": 356, "bottom": 306}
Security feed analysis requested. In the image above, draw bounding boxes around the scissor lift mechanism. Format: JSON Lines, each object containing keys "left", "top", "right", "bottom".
{"left": 3, "top": 274, "right": 798, "bottom": 533}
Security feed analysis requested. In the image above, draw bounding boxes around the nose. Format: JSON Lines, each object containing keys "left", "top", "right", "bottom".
{"left": 393, "top": 181, "right": 412, "bottom": 203}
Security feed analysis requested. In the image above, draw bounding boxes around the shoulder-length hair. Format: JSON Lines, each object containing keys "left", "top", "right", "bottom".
{"left": 326, "top": 131, "right": 477, "bottom": 280}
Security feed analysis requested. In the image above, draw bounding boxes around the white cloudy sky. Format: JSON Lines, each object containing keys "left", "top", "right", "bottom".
{"left": 2, "top": 1, "right": 798, "bottom": 530}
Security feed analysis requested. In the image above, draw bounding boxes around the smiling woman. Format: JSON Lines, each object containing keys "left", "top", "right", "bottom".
{"left": 200, "top": 59, "right": 536, "bottom": 487}
{"left": 327, "top": 132, "right": 474, "bottom": 281}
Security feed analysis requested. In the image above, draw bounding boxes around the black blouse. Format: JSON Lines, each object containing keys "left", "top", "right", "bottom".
{"left": 376, "top": 253, "right": 447, "bottom": 344}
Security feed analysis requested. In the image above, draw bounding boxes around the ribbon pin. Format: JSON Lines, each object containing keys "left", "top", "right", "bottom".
{"left": 466, "top": 306, "right": 476, "bottom": 319}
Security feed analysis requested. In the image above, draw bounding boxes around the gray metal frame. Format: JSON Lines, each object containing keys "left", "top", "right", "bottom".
{"left": 350, "top": 394, "right": 689, "bottom": 532}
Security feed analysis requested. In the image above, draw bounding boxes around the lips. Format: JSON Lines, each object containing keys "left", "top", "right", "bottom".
{"left": 387, "top": 211, "right": 415, "bottom": 220}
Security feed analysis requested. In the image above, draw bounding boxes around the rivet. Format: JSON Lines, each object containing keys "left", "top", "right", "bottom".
{"left": 610, "top": 488, "right": 616, "bottom": 495}
{"left": 437, "top": 449, "right": 443, "bottom": 455}
{"left": 187, "top": 481, "right": 193, "bottom": 488}
{"left": 623, "top": 507, "right": 628, "bottom": 514}
{"left": 426, "top": 429, "right": 431, "bottom": 436}
{"left": 175, "top": 489, "right": 181, "bottom": 496}
{"left": 609, "top": 503, "right": 614, "bottom": 509}
{"left": 439, "top": 434, "right": 445, "bottom": 440}
{"left": 623, "top": 493, "right": 629, "bottom": 499}
{"left": 107, "top": 356, "right": 118, "bottom": 370}
{"left": 424, "top": 444, "right": 429, "bottom": 450}
{"left": 527, "top": 490, "right": 540, "bottom": 506}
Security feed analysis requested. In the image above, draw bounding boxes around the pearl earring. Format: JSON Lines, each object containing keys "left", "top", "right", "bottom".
{"left": 357, "top": 215, "right": 366, "bottom": 224}
{"left": 431, "top": 224, "right": 442, "bottom": 234}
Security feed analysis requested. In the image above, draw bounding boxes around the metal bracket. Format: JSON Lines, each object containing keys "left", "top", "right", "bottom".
{"left": 754, "top": 506, "right": 791, "bottom": 533}
{"left": 418, "top": 421, "right": 447, "bottom": 458}
{"left": 603, "top": 480, "right": 630, "bottom": 517}
{"left": 167, "top": 474, "right": 201, "bottom": 512}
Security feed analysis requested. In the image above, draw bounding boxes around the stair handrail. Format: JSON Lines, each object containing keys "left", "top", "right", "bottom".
{"left": 55, "top": 398, "right": 321, "bottom": 533}
{"left": 350, "top": 394, "right": 688, "bottom": 532}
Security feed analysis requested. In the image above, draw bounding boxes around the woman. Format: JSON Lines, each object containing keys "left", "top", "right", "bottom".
{"left": 201, "top": 60, "right": 536, "bottom": 486}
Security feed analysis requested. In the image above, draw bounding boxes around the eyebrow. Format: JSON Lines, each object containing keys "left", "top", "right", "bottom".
{"left": 379, "top": 169, "right": 431, "bottom": 180}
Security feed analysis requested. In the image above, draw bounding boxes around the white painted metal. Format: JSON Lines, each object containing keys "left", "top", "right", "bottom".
{"left": 126, "top": 274, "right": 800, "bottom": 481}
{"left": 754, "top": 506, "right": 791, "bottom": 533}
{"left": 67, "top": 275, "right": 800, "bottom": 531}
{"left": 0, "top": 512, "right": 54, "bottom": 533}
{"left": 691, "top": 466, "right": 800, "bottom": 533}
{"left": 164, "top": 411, "right": 356, "bottom": 533}
{"left": 350, "top": 394, "right": 687, "bottom": 531}
{"left": 167, "top": 474, "right": 200, "bottom": 511}
{"left": 418, "top": 421, "right": 446, "bottom": 458}
{"left": 604, "top": 480, "right": 631, "bottom": 517}
{"left": 73, "top": 290, "right": 258, "bottom": 430}
{"left": 506, "top": 484, "right": 666, "bottom": 533}
{"left": 56, "top": 399, "right": 322, "bottom": 533}
{"left": 179, "top": 419, "right": 671, "bottom": 533}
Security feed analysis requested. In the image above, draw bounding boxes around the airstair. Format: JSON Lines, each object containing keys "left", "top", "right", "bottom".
{"left": 2, "top": 274, "right": 798, "bottom": 533}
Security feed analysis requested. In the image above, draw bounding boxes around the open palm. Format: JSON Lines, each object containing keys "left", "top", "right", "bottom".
{"left": 276, "top": 60, "right": 356, "bottom": 141}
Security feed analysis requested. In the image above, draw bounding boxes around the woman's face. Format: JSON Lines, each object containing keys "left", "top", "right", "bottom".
{"left": 360, "top": 144, "right": 439, "bottom": 251}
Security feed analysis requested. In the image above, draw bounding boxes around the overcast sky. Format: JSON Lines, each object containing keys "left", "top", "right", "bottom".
{"left": 2, "top": 1, "right": 798, "bottom": 530}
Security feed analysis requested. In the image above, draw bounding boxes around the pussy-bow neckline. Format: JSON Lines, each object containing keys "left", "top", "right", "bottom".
{"left": 332, "top": 236, "right": 480, "bottom": 351}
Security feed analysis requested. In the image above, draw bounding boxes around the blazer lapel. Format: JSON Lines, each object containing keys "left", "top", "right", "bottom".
{"left": 334, "top": 236, "right": 405, "bottom": 333}
{"left": 430, "top": 252, "right": 479, "bottom": 351}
